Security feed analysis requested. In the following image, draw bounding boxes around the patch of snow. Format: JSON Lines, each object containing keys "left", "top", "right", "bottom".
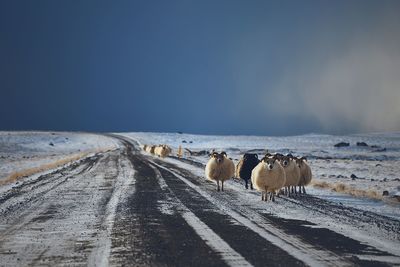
{"left": 0, "top": 132, "right": 118, "bottom": 182}
{"left": 88, "top": 156, "right": 136, "bottom": 267}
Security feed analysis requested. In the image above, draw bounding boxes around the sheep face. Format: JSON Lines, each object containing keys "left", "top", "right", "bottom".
{"left": 281, "top": 156, "right": 290, "bottom": 167}
{"left": 262, "top": 157, "right": 277, "bottom": 170}
{"left": 243, "top": 153, "right": 258, "bottom": 162}
{"left": 210, "top": 152, "right": 225, "bottom": 164}
{"left": 295, "top": 157, "right": 307, "bottom": 168}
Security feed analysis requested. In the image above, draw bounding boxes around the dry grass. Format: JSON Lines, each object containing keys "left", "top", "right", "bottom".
{"left": 0, "top": 147, "right": 114, "bottom": 186}
{"left": 311, "top": 179, "right": 383, "bottom": 200}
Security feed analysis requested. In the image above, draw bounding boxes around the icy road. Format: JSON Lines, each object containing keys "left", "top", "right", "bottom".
{"left": 0, "top": 134, "right": 399, "bottom": 266}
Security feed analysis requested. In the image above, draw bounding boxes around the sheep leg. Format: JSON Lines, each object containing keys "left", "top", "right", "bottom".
{"left": 272, "top": 192, "right": 276, "bottom": 202}
{"left": 302, "top": 186, "right": 306, "bottom": 194}
{"left": 222, "top": 181, "right": 224, "bottom": 192}
{"left": 245, "top": 180, "right": 248, "bottom": 189}
{"left": 250, "top": 182, "right": 253, "bottom": 190}
{"left": 217, "top": 181, "right": 220, "bottom": 192}
{"left": 264, "top": 187, "right": 268, "bottom": 202}
{"left": 261, "top": 192, "right": 264, "bottom": 201}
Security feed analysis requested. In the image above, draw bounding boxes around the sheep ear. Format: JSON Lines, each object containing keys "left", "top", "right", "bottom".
{"left": 221, "top": 151, "right": 227, "bottom": 157}
{"left": 301, "top": 157, "right": 307, "bottom": 161}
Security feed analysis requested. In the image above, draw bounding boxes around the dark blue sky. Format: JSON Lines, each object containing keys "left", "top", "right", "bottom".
{"left": 1, "top": 0, "right": 399, "bottom": 135}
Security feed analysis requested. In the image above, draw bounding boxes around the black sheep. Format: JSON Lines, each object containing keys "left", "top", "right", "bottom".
{"left": 236, "top": 153, "right": 260, "bottom": 189}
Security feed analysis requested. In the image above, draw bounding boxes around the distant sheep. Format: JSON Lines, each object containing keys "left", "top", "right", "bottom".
{"left": 154, "top": 145, "right": 172, "bottom": 158}
{"left": 236, "top": 153, "right": 259, "bottom": 189}
{"left": 205, "top": 151, "right": 235, "bottom": 191}
{"left": 296, "top": 157, "right": 312, "bottom": 194}
{"left": 145, "top": 145, "right": 156, "bottom": 154}
{"left": 251, "top": 155, "right": 286, "bottom": 201}
{"left": 279, "top": 154, "right": 301, "bottom": 196}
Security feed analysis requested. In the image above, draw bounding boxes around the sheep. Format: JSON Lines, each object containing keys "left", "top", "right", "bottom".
{"left": 251, "top": 156, "right": 286, "bottom": 202}
{"left": 279, "top": 154, "right": 301, "bottom": 196}
{"left": 154, "top": 145, "right": 171, "bottom": 158}
{"left": 142, "top": 144, "right": 148, "bottom": 151}
{"left": 236, "top": 153, "right": 260, "bottom": 189}
{"left": 145, "top": 145, "right": 156, "bottom": 154}
{"left": 177, "top": 145, "right": 183, "bottom": 158}
{"left": 295, "top": 157, "right": 312, "bottom": 194}
{"left": 205, "top": 151, "right": 235, "bottom": 192}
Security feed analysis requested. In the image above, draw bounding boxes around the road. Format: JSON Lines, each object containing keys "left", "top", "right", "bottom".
{"left": 0, "top": 134, "right": 399, "bottom": 266}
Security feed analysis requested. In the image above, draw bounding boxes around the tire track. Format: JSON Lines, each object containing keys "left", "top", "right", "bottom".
{"left": 113, "top": 135, "right": 306, "bottom": 266}
{"left": 109, "top": 144, "right": 228, "bottom": 266}
{"left": 0, "top": 150, "right": 123, "bottom": 266}
{"left": 152, "top": 157, "right": 400, "bottom": 266}
{"left": 149, "top": 164, "right": 253, "bottom": 267}
{"left": 152, "top": 161, "right": 342, "bottom": 267}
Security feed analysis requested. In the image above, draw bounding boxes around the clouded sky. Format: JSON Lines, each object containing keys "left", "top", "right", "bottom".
{"left": 1, "top": 0, "right": 399, "bottom": 135}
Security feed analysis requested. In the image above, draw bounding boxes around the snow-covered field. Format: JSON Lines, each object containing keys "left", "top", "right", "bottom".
{"left": 0, "top": 131, "right": 399, "bottom": 266}
{"left": 0, "top": 132, "right": 118, "bottom": 184}
{"left": 2, "top": 131, "right": 398, "bottom": 216}
{"left": 122, "top": 131, "right": 400, "bottom": 219}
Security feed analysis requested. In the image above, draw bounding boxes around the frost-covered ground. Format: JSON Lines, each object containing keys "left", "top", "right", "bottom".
{"left": 0, "top": 132, "right": 399, "bottom": 266}
{"left": 0, "top": 132, "right": 118, "bottom": 183}
{"left": 1, "top": 131, "right": 399, "bottom": 219}
{"left": 122, "top": 131, "right": 400, "bottom": 219}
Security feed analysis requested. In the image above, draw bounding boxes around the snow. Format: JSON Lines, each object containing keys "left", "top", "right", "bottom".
{"left": 152, "top": 161, "right": 348, "bottom": 266}
{"left": 150, "top": 164, "right": 252, "bottom": 267}
{"left": 153, "top": 157, "right": 400, "bottom": 258}
{"left": 0, "top": 132, "right": 118, "bottom": 182}
{"left": 88, "top": 155, "right": 136, "bottom": 267}
{"left": 121, "top": 131, "right": 400, "bottom": 218}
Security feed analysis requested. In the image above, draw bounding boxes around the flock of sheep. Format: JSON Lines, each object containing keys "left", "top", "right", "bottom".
{"left": 141, "top": 144, "right": 312, "bottom": 202}
{"left": 142, "top": 144, "right": 172, "bottom": 158}
{"left": 206, "top": 152, "right": 312, "bottom": 202}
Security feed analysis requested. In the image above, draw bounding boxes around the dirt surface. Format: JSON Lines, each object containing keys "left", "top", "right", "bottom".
{"left": 0, "top": 134, "right": 399, "bottom": 266}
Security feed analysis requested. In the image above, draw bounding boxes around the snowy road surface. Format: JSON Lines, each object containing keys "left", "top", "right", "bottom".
{"left": 0, "top": 134, "right": 399, "bottom": 266}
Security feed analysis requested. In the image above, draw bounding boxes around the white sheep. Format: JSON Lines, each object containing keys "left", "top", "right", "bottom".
{"left": 251, "top": 156, "right": 286, "bottom": 201}
{"left": 279, "top": 154, "right": 300, "bottom": 196}
{"left": 296, "top": 157, "right": 312, "bottom": 194}
{"left": 154, "top": 145, "right": 171, "bottom": 158}
{"left": 205, "top": 151, "right": 235, "bottom": 192}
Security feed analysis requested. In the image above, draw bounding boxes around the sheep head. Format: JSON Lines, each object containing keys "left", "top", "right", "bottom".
{"left": 243, "top": 153, "right": 258, "bottom": 162}
{"left": 210, "top": 152, "right": 225, "bottom": 164}
{"left": 296, "top": 157, "right": 307, "bottom": 167}
{"left": 264, "top": 157, "right": 277, "bottom": 170}
{"left": 280, "top": 155, "right": 291, "bottom": 167}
